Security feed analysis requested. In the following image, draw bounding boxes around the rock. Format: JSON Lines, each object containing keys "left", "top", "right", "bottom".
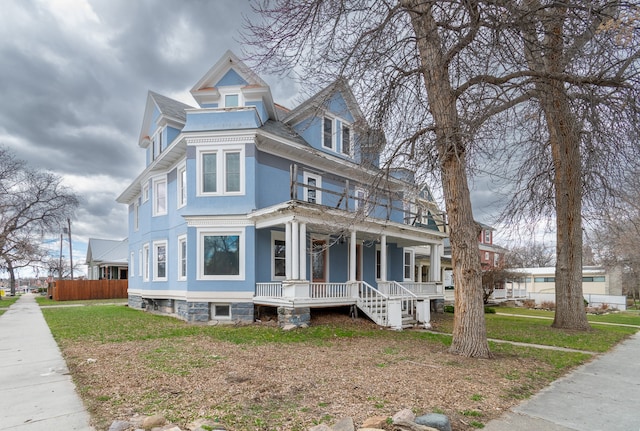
{"left": 360, "top": 416, "right": 388, "bottom": 428}
{"left": 392, "top": 409, "right": 415, "bottom": 424}
{"left": 392, "top": 420, "right": 438, "bottom": 431}
{"left": 142, "top": 414, "right": 166, "bottom": 429}
{"left": 415, "top": 413, "right": 451, "bottom": 431}
{"left": 332, "top": 417, "right": 354, "bottom": 431}
{"left": 282, "top": 324, "right": 297, "bottom": 331}
{"left": 108, "top": 420, "right": 133, "bottom": 431}
{"left": 309, "top": 425, "right": 332, "bottom": 431}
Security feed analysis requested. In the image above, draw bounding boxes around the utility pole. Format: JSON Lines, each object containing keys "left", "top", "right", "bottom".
{"left": 67, "top": 218, "right": 73, "bottom": 280}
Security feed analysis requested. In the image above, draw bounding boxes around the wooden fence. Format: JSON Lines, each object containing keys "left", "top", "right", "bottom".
{"left": 50, "top": 279, "right": 128, "bottom": 301}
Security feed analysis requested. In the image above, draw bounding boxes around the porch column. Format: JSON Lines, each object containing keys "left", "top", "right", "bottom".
{"left": 285, "top": 222, "right": 292, "bottom": 279}
{"left": 349, "top": 230, "right": 357, "bottom": 281}
{"left": 419, "top": 264, "right": 424, "bottom": 282}
{"left": 299, "top": 223, "right": 307, "bottom": 280}
{"left": 292, "top": 220, "right": 300, "bottom": 280}
{"left": 430, "top": 243, "right": 441, "bottom": 282}
{"left": 380, "top": 234, "right": 387, "bottom": 281}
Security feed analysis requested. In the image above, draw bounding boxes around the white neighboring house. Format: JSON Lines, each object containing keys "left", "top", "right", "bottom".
{"left": 85, "top": 238, "right": 129, "bottom": 280}
{"left": 506, "top": 266, "right": 626, "bottom": 310}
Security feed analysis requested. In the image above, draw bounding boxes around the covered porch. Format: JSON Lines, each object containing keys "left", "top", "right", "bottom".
{"left": 249, "top": 201, "right": 448, "bottom": 329}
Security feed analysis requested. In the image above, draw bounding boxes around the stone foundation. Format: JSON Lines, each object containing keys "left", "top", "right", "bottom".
{"left": 277, "top": 306, "right": 311, "bottom": 328}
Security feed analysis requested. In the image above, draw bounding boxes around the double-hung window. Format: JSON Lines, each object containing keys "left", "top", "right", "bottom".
{"left": 272, "top": 231, "right": 286, "bottom": 280}
{"left": 323, "top": 117, "right": 334, "bottom": 149}
{"left": 341, "top": 125, "right": 351, "bottom": 155}
{"left": 177, "top": 164, "right": 187, "bottom": 208}
{"left": 303, "top": 171, "right": 322, "bottom": 204}
{"left": 403, "top": 249, "right": 414, "bottom": 281}
{"left": 198, "top": 146, "right": 245, "bottom": 196}
{"left": 198, "top": 228, "right": 245, "bottom": 280}
{"left": 153, "top": 241, "right": 167, "bottom": 281}
{"left": 153, "top": 177, "right": 167, "bottom": 216}
{"left": 177, "top": 235, "right": 187, "bottom": 281}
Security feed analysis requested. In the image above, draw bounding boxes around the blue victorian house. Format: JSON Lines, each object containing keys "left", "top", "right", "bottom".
{"left": 118, "top": 51, "right": 447, "bottom": 329}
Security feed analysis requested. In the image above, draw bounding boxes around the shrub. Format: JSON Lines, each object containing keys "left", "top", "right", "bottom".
{"left": 444, "top": 305, "right": 455, "bottom": 313}
{"left": 484, "top": 307, "right": 496, "bottom": 314}
{"left": 522, "top": 299, "right": 536, "bottom": 309}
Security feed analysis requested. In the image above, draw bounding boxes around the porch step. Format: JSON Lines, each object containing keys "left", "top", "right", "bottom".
{"left": 402, "top": 315, "right": 418, "bottom": 329}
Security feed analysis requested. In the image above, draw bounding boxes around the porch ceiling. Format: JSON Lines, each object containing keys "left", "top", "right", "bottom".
{"left": 248, "top": 200, "right": 447, "bottom": 247}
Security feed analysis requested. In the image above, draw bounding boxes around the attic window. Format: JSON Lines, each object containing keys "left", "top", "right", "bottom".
{"left": 225, "top": 94, "right": 239, "bottom": 107}
{"left": 323, "top": 117, "right": 333, "bottom": 149}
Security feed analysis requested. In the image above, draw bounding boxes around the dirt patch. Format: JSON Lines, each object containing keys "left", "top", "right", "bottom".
{"left": 61, "top": 310, "right": 563, "bottom": 431}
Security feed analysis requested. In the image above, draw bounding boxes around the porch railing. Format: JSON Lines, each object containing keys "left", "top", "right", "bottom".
{"left": 399, "top": 281, "right": 444, "bottom": 297}
{"left": 256, "top": 282, "right": 283, "bottom": 298}
{"left": 356, "top": 281, "right": 389, "bottom": 327}
{"left": 309, "top": 282, "right": 355, "bottom": 299}
{"left": 378, "top": 281, "right": 417, "bottom": 320}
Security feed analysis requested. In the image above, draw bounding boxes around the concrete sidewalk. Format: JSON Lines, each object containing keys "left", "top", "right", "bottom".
{"left": 484, "top": 330, "right": 640, "bottom": 431}
{"left": 0, "top": 294, "right": 94, "bottom": 431}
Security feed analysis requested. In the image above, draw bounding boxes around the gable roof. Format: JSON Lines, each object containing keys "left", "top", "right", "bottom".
{"left": 138, "top": 91, "right": 194, "bottom": 146}
{"left": 86, "top": 238, "right": 128, "bottom": 265}
{"left": 283, "top": 79, "right": 366, "bottom": 127}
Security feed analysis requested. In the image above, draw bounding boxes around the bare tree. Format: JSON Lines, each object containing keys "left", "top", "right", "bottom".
{"left": 506, "top": 243, "right": 556, "bottom": 268}
{"left": 491, "top": 1, "right": 640, "bottom": 330}
{"left": 0, "top": 147, "right": 79, "bottom": 295}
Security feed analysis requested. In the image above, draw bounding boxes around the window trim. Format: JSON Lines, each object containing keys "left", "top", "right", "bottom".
{"left": 142, "top": 243, "right": 150, "bottom": 282}
{"left": 303, "top": 171, "right": 322, "bottom": 204}
{"left": 130, "top": 252, "right": 135, "bottom": 279}
{"left": 220, "top": 88, "right": 244, "bottom": 108}
{"left": 177, "top": 163, "right": 187, "bottom": 208}
{"left": 197, "top": 146, "right": 245, "bottom": 197}
{"left": 271, "top": 231, "right": 286, "bottom": 281}
{"left": 211, "top": 303, "right": 231, "bottom": 320}
{"left": 138, "top": 249, "right": 143, "bottom": 277}
{"left": 197, "top": 228, "right": 245, "bottom": 280}
{"left": 403, "top": 249, "right": 414, "bottom": 281}
{"left": 152, "top": 176, "right": 167, "bottom": 217}
{"left": 153, "top": 240, "right": 168, "bottom": 281}
{"left": 142, "top": 183, "right": 149, "bottom": 202}
{"left": 341, "top": 123, "right": 351, "bottom": 156}
{"left": 177, "top": 235, "right": 187, "bottom": 281}
{"left": 354, "top": 187, "right": 369, "bottom": 214}
{"left": 323, "top": 116, "right": 334, "bottom": 150}
{"left": 133, "top": 201, "right": 139, "bottom": 231}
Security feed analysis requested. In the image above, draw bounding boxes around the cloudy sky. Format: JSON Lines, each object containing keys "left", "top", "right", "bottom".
{"left": 0, "top": 0, "right": 516, "bottom": 276}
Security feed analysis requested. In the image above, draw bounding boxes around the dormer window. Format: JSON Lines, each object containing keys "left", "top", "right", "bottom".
{"left": 225, "top": 94, "right": 239, "bottom": 107}
{"left": 323, "top": 117, "right": 333, "bottom": 149}
{"left": 342, "top": 125, "right": 351, "bottom": 155}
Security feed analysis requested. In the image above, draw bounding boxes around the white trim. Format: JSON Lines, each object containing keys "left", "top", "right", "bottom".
{"left": 138, "top": 249, "right": 143, "bottom": 277}
{"left": 142, "top": 243, "right": 150, "bottom": 282}
{"left": 197, "top": 227, "right": 245, "bottom": 280}
{"left": 142, "top": 182, "right": 149, "bottom": 202}
{"left": 177, "top": 162, "right": 187, "bottom": 209}
{"left": 322, "top": 115, "right": 335, "bottom": 150}
{"left": 127, "top": 289, "right": 254, "bottom": 302}
{"left": 271, "top": 230, "right": 286, "bottom": 281}
{"left": 403, "top": 248, "right": 415, "bottom": 282}
{"left": 210, "top": 303, "right": 232, "bottom": 320}
{"left": 303, "top": 171, "right": 322, "bottom": 204}
{"left": 185, "top": 216, "right": 252, "bottom": 227}
{"left": 152, "top": 176, "right": 167, "bottom": 217}
{"left": 310, "top": 234, "right": 330, "bottom": 282}
{"left": 153, "top": 240, "right": 168, "bottom": 281}
{"left": 196, "top": 145, "right": 245, "bottom": 197}
{"left": 130, "top": 252, "right": 135, "bottom": 278}
{"left": 220, "top": 87, "right": 245, "bottom": 108}
{"left": 177, "top": 234, "right": 187, "bottom": 281}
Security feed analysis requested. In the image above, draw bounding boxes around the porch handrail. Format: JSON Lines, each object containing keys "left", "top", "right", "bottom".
{"left": 400, "top": 281, "right": 444, "bottom": 296}
{"left": 309, "top": 282, "right": 355, "bottom": 299}
{"left": 256, "top": 282, "right": 283, "bottom": 298}
{"left": 356, "top": 281, "right": 389, "bottom": 327}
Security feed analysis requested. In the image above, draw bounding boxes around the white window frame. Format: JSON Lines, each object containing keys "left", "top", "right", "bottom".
{"left": 197, "top": 146, "right": 245, "bottom": 196}
{"left": 130, "top": 252, "right": 135, "bottom": 278}
{"left": 303, "top": 171, "right": 322, "bottom": 204}
{"left": 142, "top": 243, "right": 150, "bottom": 282}
{"left": 177, "top": 163, "right": 187, "bottom": 208}
{"left": 211, "top": 303, "right": 231, "bottom": 320}
{"left": 271, "top": 231, "right": 286, "bottom": 281}
{"left": 355, "top": 187, "right": 369, "bottom": 214}
{"left": 322, "top": 116, "right": 335, "bottom": 150}
{"left": 220, "top": 87, "right": 244, "bottom": 108}
{"left": 197, "top": 228, "right": 245, "bottom": 280}
{"left": 153, "top": 240, "right": 168, "bottom": 281}
{"left": 177, "top": 235, "right": 187, "bottom": 281}
{"left": 341, "top": 123, "right": 352, "bottom": 156}
{"left": 138, "top": 249, "right": 143, "bottom": 277}
{"left": 403, "top": 249, "right": 414, "bottom": 281}
{"left": 484, "top": 230, "right": 491, "bottom": 243}
{"left": 152, "top": 176, "right": 167, "bottom": 216}
{"left": 142, "top": 182, "right": 149, "bottom": 202}
{"left": 133, "top": 202, "right": 139, "bottom": 231}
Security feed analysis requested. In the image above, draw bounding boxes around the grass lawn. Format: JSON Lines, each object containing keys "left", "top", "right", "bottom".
{"left": 36, "top": 297, "right": 128, "bottom": 307}
{"left": 40, "top": 305, "right": 636, "bottom": 431}
{"left": 496, "top": 306, "right": 640, "bottom": 326}
{"left": 0, "top": 295, "right": 21, "bottom": 316}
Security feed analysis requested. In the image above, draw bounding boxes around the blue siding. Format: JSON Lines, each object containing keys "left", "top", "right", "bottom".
{"left": 255, "top": 151, "right": 291, "bottom": 208}
{"left": 327, "top": 92, "right": 354, "bottom": 123}
{"left": 215, "top": 69, "right": 248, "bottom": 87}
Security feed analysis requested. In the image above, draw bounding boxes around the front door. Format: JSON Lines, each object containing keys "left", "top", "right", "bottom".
{"left": 312, "top": 239, "right": 327, "bottom": 282}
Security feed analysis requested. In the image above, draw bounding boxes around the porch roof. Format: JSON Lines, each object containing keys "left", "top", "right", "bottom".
{"left": 248, "top": 200, "right": 448, "bottom": 247}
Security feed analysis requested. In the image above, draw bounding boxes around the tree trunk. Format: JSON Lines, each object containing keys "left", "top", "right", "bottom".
{"left": 522, "top": 4, "right": 590, "bottom": 331}
{"left": 403, "top": 0, "right": 491, "bottom": 358}
{"left": 7, "top": 259, "right": 16, "bottom": 296}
